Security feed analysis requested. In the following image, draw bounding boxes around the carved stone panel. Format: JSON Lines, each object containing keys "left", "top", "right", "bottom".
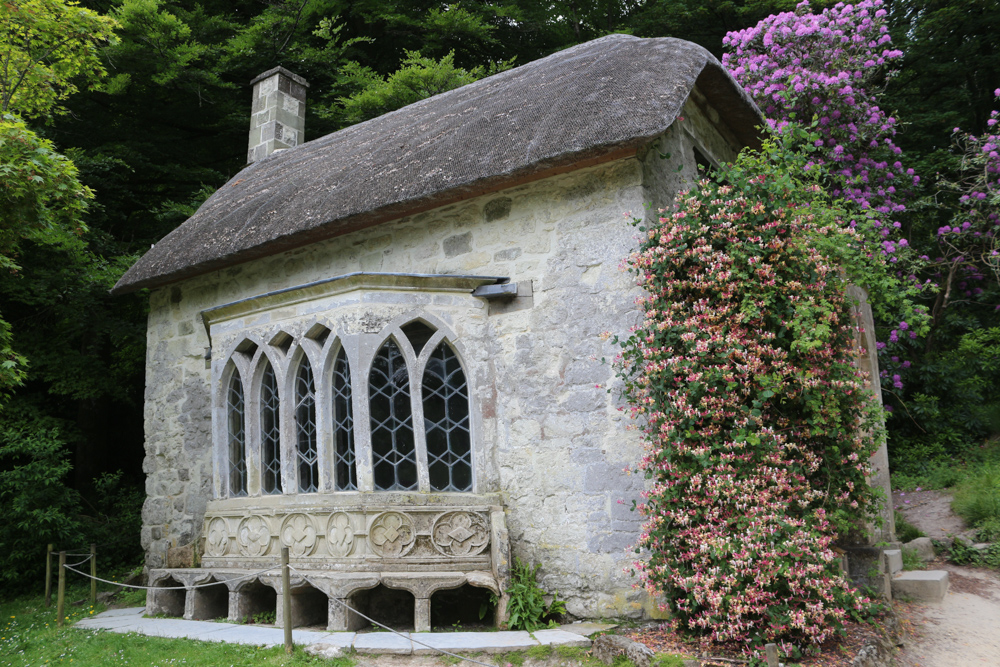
{"left": 281, "top": 513, "right": 318, "bottom": 557}
{"left": 205, "top": 517, "right": 231, "bottom": 557}
{"left": 432, "top": 511, "right": 490, "bottom": 557}
{"left": 237, "top": 515, "right": 272, "bottom": 557}
{"left": 327, "top": 512, "right": 356, "bottom": 557}
{"left": 368, "top": 511, "right": 415, "bottom": 557}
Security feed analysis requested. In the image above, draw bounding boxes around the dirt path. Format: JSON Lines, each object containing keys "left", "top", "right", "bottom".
{"left": 892, "top": 491, "right": 1000, "bottom": 666}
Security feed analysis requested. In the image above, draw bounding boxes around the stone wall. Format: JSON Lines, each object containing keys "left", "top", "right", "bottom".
{"left": 139, "top": 92, "right": 743, "bottom": 619}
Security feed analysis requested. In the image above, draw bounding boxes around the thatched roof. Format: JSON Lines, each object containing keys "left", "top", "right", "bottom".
{"left": 112, "top": 34, "right": 762, "bottom": 294}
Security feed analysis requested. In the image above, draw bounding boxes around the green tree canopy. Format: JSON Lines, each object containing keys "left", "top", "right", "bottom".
{"left": 0, "top": 0, "right": 118, "bottom": 118}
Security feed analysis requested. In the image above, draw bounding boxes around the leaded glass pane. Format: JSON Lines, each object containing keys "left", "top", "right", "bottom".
{"left": 401, "top": 320, "right": 436, "bottom": 355}
{"left": 260, "top": 362, "right": 282, "bottom": 494}
{"left": 369, "top": 339, "right": 417, "bottom": 490}
{"left": 295, "top": 358, "right": 318, "bottom": 493}
{"left": 422, "top": 343, "right": 472, "bottom": 491}
{"left": 227, "top": 372, "right": 247, "bottom": 497}
{"left": 333, "top": 348, "right": 357, "bottom": 491}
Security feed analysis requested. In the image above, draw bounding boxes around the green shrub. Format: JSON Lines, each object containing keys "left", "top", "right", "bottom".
{"left": 0, "top": 405, "right": 84, "bottom": 591}
{"left": 952, "top": 464, "right": 1000, "bottom": 528}
{"left": 81, "top": 470, "right": 144, "bottom": 569}
{"left": 615, "top": 130, "right": 892, "bottom": 652}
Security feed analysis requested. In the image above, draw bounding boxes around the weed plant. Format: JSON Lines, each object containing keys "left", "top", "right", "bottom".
{"left": 894, "top": 514, "right": 925, "bottom": 543}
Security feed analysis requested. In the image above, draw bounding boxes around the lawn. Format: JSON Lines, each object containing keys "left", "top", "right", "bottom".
{"left": 0, "top": 586, "right": 344, "bottom": 667}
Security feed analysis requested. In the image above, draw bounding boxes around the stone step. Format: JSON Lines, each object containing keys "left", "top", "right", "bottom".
{"left": 891, "top": 570, "right": 949, "bottom": 602}
{"left": 883, "top": 549, "right": 903, "bottom": 575}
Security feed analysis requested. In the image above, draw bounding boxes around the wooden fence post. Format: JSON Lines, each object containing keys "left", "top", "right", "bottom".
{"left": 56, "top": 551, "right": 66, "bottom": 627}
{"left": 44, "top": 544, "right": 53, "bottom": 607}
{"left": 90, "top": 544, "right": 97, "bottom": 606}
{"left": 281, "top": 546, "right": 293, "bottom": 654}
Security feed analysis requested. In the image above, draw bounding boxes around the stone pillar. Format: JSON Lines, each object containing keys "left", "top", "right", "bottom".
{"left": 490, "top": 507, "right": 511, "bottom": 627}
{"left": 414, "top": 598, "right": 431, "bottom": 633}
{"left": 847, "top": 285, "right": 896, "bottom": 544}
{"left": 248, "top": 66, "right": 308, "bottom": 164}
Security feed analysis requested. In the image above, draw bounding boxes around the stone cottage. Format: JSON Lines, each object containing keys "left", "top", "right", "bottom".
{"left": 110, "top": 34, "right": 830, "bottom": 631}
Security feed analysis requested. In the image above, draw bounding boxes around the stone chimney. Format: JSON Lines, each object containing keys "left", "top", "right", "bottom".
{"left": 248, "top": 66, "right": 309, "bottom": 164}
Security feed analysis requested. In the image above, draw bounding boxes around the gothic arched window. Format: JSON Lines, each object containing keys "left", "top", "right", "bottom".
{"left": 227, "top": 371, "right": 247, "bottom": 496}
{"left": 294, "top": 358, "right": 318, "bottom": 492}
{"left": 260, "top": 361, "right": 282, "bottom": 494}
{"left": 368, "top": 339, "right": 417, "bottom": 491}
{"left": 333, "top": 347, "right": 357, "bottom": 491}
{"left": 422, "top": 343, "right": 472, "bottom": 491}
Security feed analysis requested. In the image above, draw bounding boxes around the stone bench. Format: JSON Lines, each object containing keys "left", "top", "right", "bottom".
{"left": 148, "top": 568, "right": 502, "bottom": 632}
{"left": 148, "top": 497, "right": 511, "bottom": 632}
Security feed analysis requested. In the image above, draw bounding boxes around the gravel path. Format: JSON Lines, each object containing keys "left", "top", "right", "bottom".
{"left": 893, "top": 491, "right": 1000, "bottom": 666}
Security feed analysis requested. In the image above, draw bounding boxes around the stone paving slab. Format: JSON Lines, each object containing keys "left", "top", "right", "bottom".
{"left": 353, "top": 631, "right": 412, "bottom": 654}
{"left": 75, "top": 609, "right": 595, "bottom": 654}
{"left": 533, "top": 629, "right": 592, "bottom": 647}
{"left": 410, "top": 630, "right": 537, "bottom": 655}
{"left": 94, "top": 607, "right": 147, "bottom": 618}
{"left": 559, "top": 622, "right": 617, "bottom": 637}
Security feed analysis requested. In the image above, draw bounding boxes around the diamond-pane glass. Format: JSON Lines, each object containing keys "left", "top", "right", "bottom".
{"left": 295, "top": 358, "right": 318, "bottom": 492}
{"left": 333, "top": 348, "right": 357, "bottom": 491}
{"left": 422, "top": 343, "right": 472, "bottom": 491}
{"left": 226, "top": 372, "right": 247, "bottom": 497}
{"left": 369, "top": 339, "right": 417, "bottom": 491}
{"left": 260, "top": 362, "right": 282, "bottom": 494}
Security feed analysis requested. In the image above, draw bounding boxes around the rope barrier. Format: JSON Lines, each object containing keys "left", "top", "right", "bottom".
{"left": 64, "top": 556, "right": 93, "bottom": 568}
{"left": 62, "top": 559, "right": 510, "bottom": 666}
{"left": 288, "top": 565, "right": 499, "bottom": 667}
{"left": 62, "top": 564, "right": 281, "bottom": 590}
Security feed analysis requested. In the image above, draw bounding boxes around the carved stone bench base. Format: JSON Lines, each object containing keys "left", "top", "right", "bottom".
{"left": 147, "top": 567, "right": 504, "bottom": 633}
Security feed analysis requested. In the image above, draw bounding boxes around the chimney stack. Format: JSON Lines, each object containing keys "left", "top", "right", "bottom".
{"left": 248, "top": 66, "right": 309, "bottom": 164}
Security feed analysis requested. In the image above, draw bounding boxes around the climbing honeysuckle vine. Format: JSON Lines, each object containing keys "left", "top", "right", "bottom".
{"left": 614, "top": 138, "right": 887, "bottom": 657}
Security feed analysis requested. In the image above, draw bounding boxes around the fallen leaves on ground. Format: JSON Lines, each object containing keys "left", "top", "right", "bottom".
{"left": 626, "top": 616, "right": 886, "bottom": 666}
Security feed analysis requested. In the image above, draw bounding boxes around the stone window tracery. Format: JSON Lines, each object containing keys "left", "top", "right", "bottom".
{"left": 294, "top": 358, "right": 318, "bottom": 493}
{"left": 332, "top": 347, "right": 357, "bottom": 491}
{"left": 423, "top": 342, "right": 472, "bottom": 492}
{"left": 260, "top": 361, "right": 282, "bottom": 494}
{"left": 216, "top": 317, "right": 476, "bottom": 497}
{"left": 369, "top": 339, "right": 419, "bottom": 491}
{"left": 226, "top": 371, "right": 247, "bottom": 497}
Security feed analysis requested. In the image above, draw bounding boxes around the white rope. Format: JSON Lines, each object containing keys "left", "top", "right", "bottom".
{"left": 63, "top": 564, "right": 281, "bottom": 590}
{"left": 288, "top": 565, "right": 500, "bottom": 667}
{"left": 64, "top": 556, "right": 93, "bottom": 568}
{"left": 67, "top": 561, "right": 520, "bottom": 666}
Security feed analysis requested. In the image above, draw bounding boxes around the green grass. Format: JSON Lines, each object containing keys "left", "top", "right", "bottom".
{"left": 650, "top": 655, "right": 688, "bottom": 667}
{"left": 526, "top": 644, "right": 553, "bottom": 660}
{"left": 494, "top": 650, "right": 526, "bottom": 666}
{"left": 0, "top": 588, "right": 350, "bottom": 667}
{"left": 894, "top": 513, "right": 925, "bottom": 543}
{"left": 952, "top": 463, "right": 1000, "bottom": 528}
{"left": 554, "top": 645, "right": 587, "bottom": 660}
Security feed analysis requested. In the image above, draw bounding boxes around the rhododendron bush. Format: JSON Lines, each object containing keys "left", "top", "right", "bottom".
{"left": 722, "top": 0, "right": 934, "bottom": 402}
{"left": 616, "top": 139, "right": 884, "bottom": 654}
{"left": 723, "top": 0, "right": 914, "bottom": 237}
